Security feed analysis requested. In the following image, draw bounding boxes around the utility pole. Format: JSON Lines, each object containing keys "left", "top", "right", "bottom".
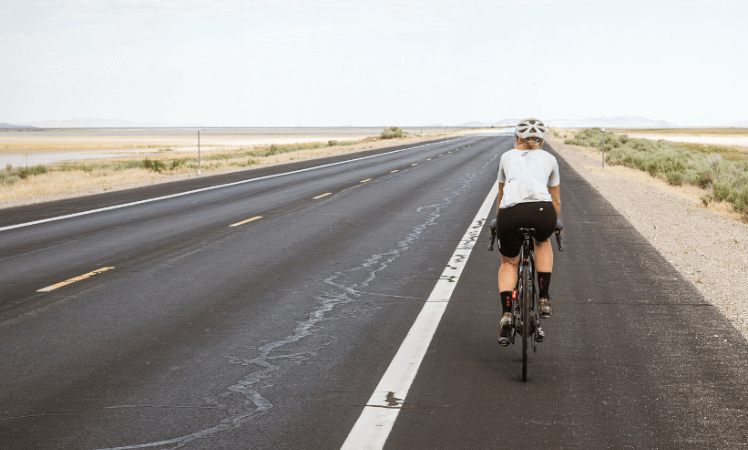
{"left": 601, "top": 127, "right": 606, "bottom": 169}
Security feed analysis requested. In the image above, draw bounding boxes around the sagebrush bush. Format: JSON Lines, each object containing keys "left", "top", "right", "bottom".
{"left": 143, "top": 158, "right": 167, "bottom": 172}
{"left": 381, "top": 126, "right": 405, "bottom": 139}
{"left": 566, "top": 128, "right": 748, "bottom": 218}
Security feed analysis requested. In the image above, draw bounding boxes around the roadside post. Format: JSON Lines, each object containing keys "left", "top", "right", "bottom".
{"left": 198, "top": 130, "right": 201, "bottom": 175}
{"left": 601, "top": 127, "right": 606, "bottom": 169}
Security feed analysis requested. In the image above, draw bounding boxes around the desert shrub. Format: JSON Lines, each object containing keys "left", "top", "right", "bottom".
{"left": 567, "top": 128, "right": 748, "bottom": 215}
{"left": 0, "top": 171, "right": 20, "bottom": 185}
{"left": 665, "top": 171, "right": 684, "bottom": 186}
{"left": 116, "top": 161, "right": 144, "bottom": 170}
{"left": 143, "top": 158, "right": 167, "bottom": 172}
{"left": 14, "top": 164, "right": 48, "bottom": 179}
{"left": 381, "top": 126, "right": 405, "bottom": 139}
{"left": 170, "top": 158, "right": 189, "bottom": 170}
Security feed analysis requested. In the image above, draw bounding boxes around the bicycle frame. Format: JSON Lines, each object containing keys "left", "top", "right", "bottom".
{"left": 514, "top": 228, "right": 540, "bottom": 381}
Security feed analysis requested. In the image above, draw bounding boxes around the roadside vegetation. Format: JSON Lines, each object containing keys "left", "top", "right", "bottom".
{"left": 380, "top": 126, "right": 406, "bottom": 139}
{"left": 565, "top": 128, "right": 748, "bottom": 219}
{"left": 2, "top": 128, "right": 466, "bottom": 204}
{"left": 0, "top": 139, "right": 369, "bottom": 185}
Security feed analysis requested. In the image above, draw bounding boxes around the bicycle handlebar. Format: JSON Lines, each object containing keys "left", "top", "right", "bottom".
{"left": 555, "top": 218, "right": 564, "bottom": 252}
{"left": 488, "top": 219, "right": 497, "bottom": 251}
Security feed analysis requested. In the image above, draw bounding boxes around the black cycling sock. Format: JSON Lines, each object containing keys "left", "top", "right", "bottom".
{"left": 538, "top": 272, "right": 552, "bottom": 299}
{"left": 500, "top": 291, "right": 513, "bottom": 314}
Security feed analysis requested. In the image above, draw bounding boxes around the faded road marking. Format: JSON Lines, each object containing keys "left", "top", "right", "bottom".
{"left": 340, "top": 181, "right": 499, "bottom": 450}
{"left": 38, "top": 267, "right": 115, "bottom": 292}
{"left": 390, "top": 170, "right": 399, "bottom": 173}
{"left": 230, "top": 216, "right": 263, "bottom": 227}
{"left": 313, "top": 193, "right": 332, "bottom": 199}
{"left": 360, "top": 178, "right": 372, "bottom": 183}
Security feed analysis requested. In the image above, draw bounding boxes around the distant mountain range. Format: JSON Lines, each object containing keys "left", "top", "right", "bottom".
{"left": 483, "top": 116, "right": 678, "bottom": 129}
{"left": 476, "top": 116, "right": 748, "bottom": 129}
{"left": 8, "top": 118, "right": 167, "bottom": 128}
{"left": 723, "top": 120, "right": 748, "bottom": 127}
{"left": 0, "top": 122, "right": 36, "bottom": 129}
{"left": 546, "top": 116, "right": 679, "bottom": 128}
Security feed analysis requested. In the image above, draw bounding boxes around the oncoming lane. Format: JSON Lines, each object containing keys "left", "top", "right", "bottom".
{"left": 0, "top": 133, "right": 509, "bottom": 449}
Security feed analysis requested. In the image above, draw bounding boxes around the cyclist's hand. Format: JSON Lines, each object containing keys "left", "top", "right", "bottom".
{"left": 555, "top": 218, "right": 564, "bottom": 235}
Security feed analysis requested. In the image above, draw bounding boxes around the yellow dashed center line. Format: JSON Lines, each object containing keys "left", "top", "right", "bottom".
{"left": 230, "top": 215, "right": 263, "bottom": 227}
{"left": 360, "top": 178, "right": 372, "bottom": 183}
{"left": 313, "top": 193, "right": 332, "bottom": 199}
{"left": 411, "top": 163, "right": 418, "bottom": 166}
{"left": 426, "top": 158, "right": 432, "bottom": 161}
{"left": 438, "top": 154, "right": 443, "bottom": 157}
{"left": 38, "top": 267, "right": 115, "bottom": 292}
{"left": 391, "top": 170, "right": 399, "bottom": 173}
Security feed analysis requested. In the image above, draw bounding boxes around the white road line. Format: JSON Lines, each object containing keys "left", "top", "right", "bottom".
{"left": 0, "top": 137, "right": 464, "bottom": 233}
{"left": 340, "top": 181, "right": 499, "bottom": 450}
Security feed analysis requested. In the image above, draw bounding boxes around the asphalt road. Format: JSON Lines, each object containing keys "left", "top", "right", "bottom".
{"left": 1, "top": 133, "right": 747, "bottom": 449}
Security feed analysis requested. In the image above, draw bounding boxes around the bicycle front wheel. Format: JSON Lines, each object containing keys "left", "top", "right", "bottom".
{"left": 521, "top": 259, "right": 530, "bottom": 381}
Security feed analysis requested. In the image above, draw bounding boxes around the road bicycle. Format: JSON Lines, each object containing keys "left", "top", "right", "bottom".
{"left": 489, "top": 218, "right": 563, "bottom": 381}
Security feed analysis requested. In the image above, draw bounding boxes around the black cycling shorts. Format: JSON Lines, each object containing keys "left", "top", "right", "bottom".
{"left": 496, "top": 201, "right": 557, "bottom": 258}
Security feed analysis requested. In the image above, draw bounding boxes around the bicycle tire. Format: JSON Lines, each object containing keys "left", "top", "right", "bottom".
{"left": 521, "top": 255, "right": 530, "bottom": 381}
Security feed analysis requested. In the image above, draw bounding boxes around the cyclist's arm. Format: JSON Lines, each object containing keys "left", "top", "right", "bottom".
{"left": 549, "top": 184, "right": 561, "bottom": 215}
{"left": 497, "top": 183, "right": 504, "bottom": 213}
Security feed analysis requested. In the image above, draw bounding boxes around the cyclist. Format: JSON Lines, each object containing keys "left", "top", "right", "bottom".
{"left": 496, "top": 118, "right": 561, "bottom": 346}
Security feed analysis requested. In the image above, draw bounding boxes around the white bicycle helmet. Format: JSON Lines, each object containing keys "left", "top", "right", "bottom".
{"left": 515, "top": 118, "right": 547, "bottom": 141}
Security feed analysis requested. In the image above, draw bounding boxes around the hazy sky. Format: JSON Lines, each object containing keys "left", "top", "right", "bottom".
{"left": 2, "top": 0, "right": 746, "bottom": 126}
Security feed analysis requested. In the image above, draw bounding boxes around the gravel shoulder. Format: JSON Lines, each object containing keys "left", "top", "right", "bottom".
{"left": 548, "top": 136, "right": 748, "bottom": 342}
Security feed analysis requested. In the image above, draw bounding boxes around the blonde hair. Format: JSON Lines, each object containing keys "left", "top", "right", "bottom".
{"left": 515, "top": 137, "right": 543, "bottom": 150}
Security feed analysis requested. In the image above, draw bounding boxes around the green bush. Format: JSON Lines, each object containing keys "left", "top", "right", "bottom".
{"left": 143, "top": 158, "right": 167, "bottom": 172}
{"left": 0, "top": 171, "right": 19, "bottom": 185}
{"left": 170, "top": 158, "right": 189, "bottom": 170}
{"left": 665, "top": 171, "right": 684, "bottom": 186}
{"left": 113, "top": 160, "right": 144, "bottom": 170}
{"left": 567, "top": 128, "right": 748, "bottom": 218}
{"left": 381, "top": 126, "right": 405, "bottom": 139}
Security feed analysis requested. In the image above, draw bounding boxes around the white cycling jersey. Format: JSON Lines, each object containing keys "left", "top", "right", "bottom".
{"left": 497, "top": 149, "right": 560, "bottom": 209}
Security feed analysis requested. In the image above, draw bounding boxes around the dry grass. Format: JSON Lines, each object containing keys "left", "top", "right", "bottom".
{"left": 0, "top": 130, "right": 475, "bottom": 209}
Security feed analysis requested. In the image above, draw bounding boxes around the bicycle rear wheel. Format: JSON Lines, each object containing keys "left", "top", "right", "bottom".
{"left": 521, "top": 258, "right": 530, "bottom": 381}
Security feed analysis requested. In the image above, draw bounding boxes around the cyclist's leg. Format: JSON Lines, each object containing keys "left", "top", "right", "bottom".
{"left": 498, "top": 253, "right": 520, "bottom": 293}
{"left": 531, "top": 202, "right": 557, "bottom": 317}
{"left": 535, "top": 239, "right": 553, "bottom": 272}
{"left": 536, "top": 240, "right": 554, "bottom": 317}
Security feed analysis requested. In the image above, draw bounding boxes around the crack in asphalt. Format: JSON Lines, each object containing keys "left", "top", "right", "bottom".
{"left": 92, "top": 152, "right": 497, "bottom": 450}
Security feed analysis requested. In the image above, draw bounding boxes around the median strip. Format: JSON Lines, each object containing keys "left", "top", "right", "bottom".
{"left": 230, "top": 216, "right": 263, "bottom": 227}
{"left": 313, "top": 193, "right": 332, "bottom": 199}
{"left": 38, "top": 267, "right": 115, "bottom": 292}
